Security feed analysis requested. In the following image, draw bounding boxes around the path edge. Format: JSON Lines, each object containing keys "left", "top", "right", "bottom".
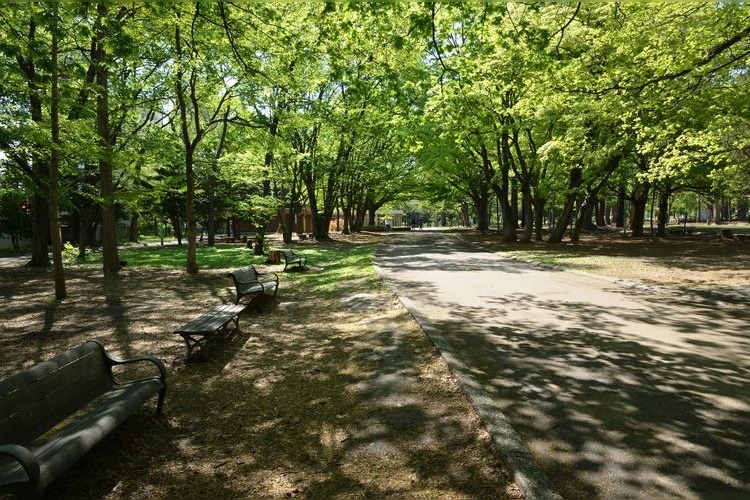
{"left": 374, "top": 254, "right": 562, "bottom": 500}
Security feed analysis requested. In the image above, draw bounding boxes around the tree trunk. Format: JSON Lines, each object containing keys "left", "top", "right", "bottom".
{"left": 496, "top": 131, "right": 517, "bottom": 242}
{"left": 656, "top": 186, "right": 670, "bottom": 237}
{"left": 629, "top": 181, "right": 650, "bottom": 237}
{"left": 174, "top": 17, "right": 199, "bottom": 274}
{"left": 615, "top": 188, "right": 626, "bottom": 228}
{"left": 208, "top": 110, "right": 230, "bottom": 248}
{"left": 342, "top": 204, "right": 351, "bottom": 235}
{"left": 711, "top": 201, "right": 722, "bottom": 224}
{"left": 77, "top": 206, "right": 96, "bottom": 260}
{"left": 128, "top": 214, "right": 139, "bottom": 242}
{"left": 532, "top": 194, "right": 546, "bottom": 241}
{"left": 510, "top": 178, "right": 519, "bottom": 231}
{"left": 548, "top": 167, "right": 582, "bottom": 243}
{"left": 518, "top": 184, "right": 533, "bottom": 243}
{"left": 595, "top": 198, "right": 606, "bottom": 227}
{"left": 571, "top": 193, "right": 596, "bottom": 242}
{"left": 474, "top": 193, "right": 490, "bottom": 234}
{"left": 172, "top": 218, "right": 183, "bottom": 246}
{"left": 206, "top": 172, "right": 216, "bottom": 247}
{"left": 49, "top": 8, "right": 66, "bottom": 299}
{"left": 19, "top": 18, "right": 50, "bottom": 267}
{"left": 95, "top": 3, "right": 120, "bottom": 277}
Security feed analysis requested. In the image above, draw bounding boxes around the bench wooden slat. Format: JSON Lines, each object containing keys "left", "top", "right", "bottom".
{"left": 175, "top": 305, "right": 245, "bottom": 334}
{"left": 0, "top": 348, "right": 112, "bottom": 446}
{"left": 174, "top": 304, "right": 246, "bottom": 359}
{"left": 0, "top": 341, "right": 166, "bottom": 499}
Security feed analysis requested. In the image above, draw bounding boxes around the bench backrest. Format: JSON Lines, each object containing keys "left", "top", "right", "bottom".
{"left": 0, "top": 341, "right": 113, "bottom": 446}
{"left": 282, "top": 250, "right": 296, "bottom": 259}
{"left": 230, "top": 265, "right": 259, "bottom": 284}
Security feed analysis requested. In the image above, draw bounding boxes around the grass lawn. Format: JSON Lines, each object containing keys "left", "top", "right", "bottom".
{"left": 0, "top": 234, "right": 521, "bottom": 500}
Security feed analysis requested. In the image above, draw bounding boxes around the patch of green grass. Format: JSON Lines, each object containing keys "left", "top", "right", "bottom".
{"left": 67, "top": 244, "right": 265, "bottom": 270}
{"left": 122, "top": 245, "right": 263, "bottom": 269}
{"left": 63, "top": 243, "right": 383, "bottom": 296}
{"left": 283, "top": 244, "right": 383, "bottom": 297}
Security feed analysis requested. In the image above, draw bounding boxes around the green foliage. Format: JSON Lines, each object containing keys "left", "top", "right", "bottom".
{"left": 1, "top": 1, "right": 749, "bottom": 261}
{"left": 0, "top": 187, "right": 32, "bottom": 243}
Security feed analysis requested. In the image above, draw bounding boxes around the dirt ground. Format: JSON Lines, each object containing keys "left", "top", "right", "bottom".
{"left": 0, "top": 235, "right": 522, "bottom": 499}
{"left": 463, "top": 229, "right": 750, "bottom": 290}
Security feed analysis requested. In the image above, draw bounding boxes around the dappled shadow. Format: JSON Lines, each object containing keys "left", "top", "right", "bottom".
{"left": 464, "top": 230, "right": 750, "bottom": 277}
{"left": 376, "top": 232, "right": 750, "bottom": 499}
{"left": 0, "top": 255, "right": 520, "bottom": 498}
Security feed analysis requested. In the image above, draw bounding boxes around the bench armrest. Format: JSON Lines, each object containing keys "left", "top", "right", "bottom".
{"left": 0, "top": 444, "right": 40, "bottom": 485}
{"left": 109, "top": 355, "right": 167, "bottom": 384}
{"left": 256, "top": 270, "right": 279, "bottom": 284}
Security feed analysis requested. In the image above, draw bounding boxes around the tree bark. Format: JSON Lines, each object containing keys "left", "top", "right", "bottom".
{"left": 629, "top": 180, "right": 650, "bottom": 237}
{"left": 595, "top": 198, "right": 606, "bottom": 227}
{"left": 19, "top": 18, "right": 51, "bottom": 267}
{"left": 656, "top": 185, "right": 671, "bottom": 237}
{"left": 548, "top": 167, "right": 582, "bottom": 243}
{"left": 49, "top": 7, "right": 66, "bottom": 299}
{"left": 496, "top": 130, "right": 517, "bottom": 242}
{"left": 95, "top": 3, "right": 120, "bottom": 277}
{"left": 615, "top": 188, "right": 626, "bottom": 228}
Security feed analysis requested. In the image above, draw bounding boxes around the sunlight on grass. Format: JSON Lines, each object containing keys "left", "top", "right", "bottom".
{"left": 63, "top": 242, "right": 383, "bottom": 295}
{"left": 66, "top": 244, "right": 265, "bottom": 270}
{"left": 283, "top": 244, "right": 382, "bottom": 297}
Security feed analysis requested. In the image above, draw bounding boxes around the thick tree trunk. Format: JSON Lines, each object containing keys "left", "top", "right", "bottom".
{"left": 172, "top": 218, "right": 182, "bottom": 246}
{"left": 175, "top": 18, "right": 199, "bottom": 274}
{"left": 629, "top": 181, "right": 650, "bottom": 237}
{"left": 128, "top": 214, "right": 139, "bottom": 243}
{"left": 95, "top": 4, "right": 120, "bottom": 277}
{"left": 571, "top": 194, "right": 596, "bottom": 242}
{"left": 19, "top": 19, "right": 50, "bottom": 267}
{"left": 49, "top": 10, "right": 66, "bottom": 299}
{"left": 595, "top": 198, "right": 606, "bottom": 227}
{"left": 519, "top": 184, "right": 533, "bottom": 243}
{"left": 474, "top": 193, "right": 490, "bottom": 234}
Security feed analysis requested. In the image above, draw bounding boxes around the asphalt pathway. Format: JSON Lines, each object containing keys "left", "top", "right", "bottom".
{"left": 374, "top": 231, "right": 750, "bottom": 500}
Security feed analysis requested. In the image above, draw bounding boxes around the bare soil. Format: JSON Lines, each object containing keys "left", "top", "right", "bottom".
{"left": 0, "top": 235, "right": 522, "bottom": 499}
{"left": 464, "top": 229, "right": 750, "bottom": 290}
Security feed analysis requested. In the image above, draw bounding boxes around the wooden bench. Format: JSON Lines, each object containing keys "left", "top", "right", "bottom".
{"left": 0, "top": 340, "right": 166, "bottom": 500}
{"left": 174, "top": 304, "right": 246, "bottom": 359}
{"left": 281, "top": 249, "right": 307, "bottom": 272}
{"left": 228, "top": 265, "right": 279, "bottom": 304}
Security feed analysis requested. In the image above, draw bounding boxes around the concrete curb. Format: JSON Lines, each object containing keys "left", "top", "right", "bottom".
{"left": 374, "top": 255, "right": 562, "bottom": 500}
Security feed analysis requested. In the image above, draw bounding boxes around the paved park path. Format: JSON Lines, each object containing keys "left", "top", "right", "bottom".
{"left": 374, "top": 231, "right": 749, "bottom": 500}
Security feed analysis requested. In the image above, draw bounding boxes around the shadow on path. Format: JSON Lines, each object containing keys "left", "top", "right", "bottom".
{"left": 375, "top": 231, "right": 750, "bottom": 500}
